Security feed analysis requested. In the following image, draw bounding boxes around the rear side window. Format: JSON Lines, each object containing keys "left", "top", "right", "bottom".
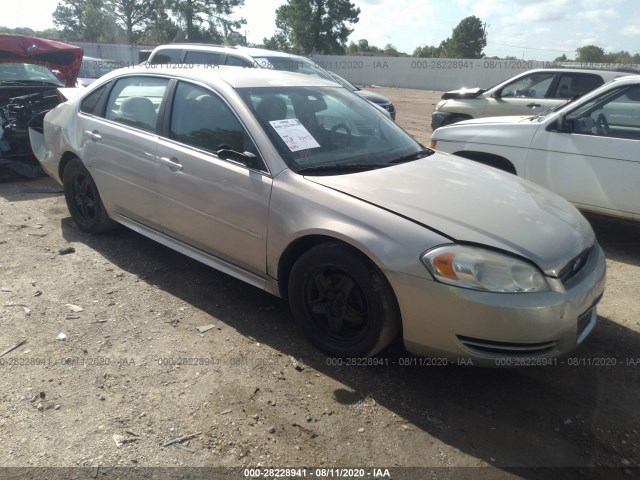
{"left": 104, "top": 76, "right": 169, "bottom": 132}
{"left": 184, "top": 51, "right": 223, "bottom": 66}
{"left": 225, "top": 55, "right": 252, "bottom": 68}
{"left": 552, "top": 73, "right": 604, "bottom": 98}
{"left": 149, "top": 49, "right": 182, "bottom": 65}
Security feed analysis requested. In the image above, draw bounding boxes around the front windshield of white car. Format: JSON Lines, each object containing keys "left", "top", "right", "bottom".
{"left": 239, "top": 85, "right": 428, "bottom": 174}
{"left": 0, "top": 62, "right": 63, "bottom": 84}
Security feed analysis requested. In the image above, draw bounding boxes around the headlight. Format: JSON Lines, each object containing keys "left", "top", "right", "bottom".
{"left": 422, "top": 245, "right": 549, "bottom": 293}
{"left": 435, "top": 100, "right": 446, "bottom": 111}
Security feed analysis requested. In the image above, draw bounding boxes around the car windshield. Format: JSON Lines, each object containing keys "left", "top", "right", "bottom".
{"left": 252, "top": 56, "right": 336, "bottom": 82}
{"left": 0, "top": 61, "right": 63, "bottom": 85}
{"left": 239, "top": 85, "right": 426, "bottom": 174}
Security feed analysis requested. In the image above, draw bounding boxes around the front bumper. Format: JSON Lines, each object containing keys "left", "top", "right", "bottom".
{"left": 387, "top": 243, "right": 606, "bottom": 367}
{"left": 431, "top": 111, "right": 457, "bottom": 131}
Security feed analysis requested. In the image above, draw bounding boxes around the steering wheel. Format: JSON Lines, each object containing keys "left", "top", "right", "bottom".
{"left": 596, "top": 114, "right": 610, "bottom": 135}
{"left": 329, "top": 123, "right": 352, "bottom": 148}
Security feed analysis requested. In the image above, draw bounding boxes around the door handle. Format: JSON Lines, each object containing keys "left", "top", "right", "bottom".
{"left": 84, "top": 130, "right": 102, "bottom": 141}
{"left": 159, "top": 156, "right": 183, "bottom": 172}
{"left": 526, "top": 103, "right": 541, "bottom": 108}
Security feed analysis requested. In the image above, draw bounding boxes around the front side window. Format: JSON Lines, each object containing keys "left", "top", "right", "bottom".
{"left": 169, "top": 82, "right": 252, "bottom": 155}
{"left": 566, "top": 84, "right": 640, "bottom": 139}
{"left": 80, "top": 84, "right": 108, "bottom": 115}
{"left": 105, "top": 76, "right": 169, "bottom": 132}
{"left": 500, "top": 72, "right": 555, "bottom": 98}
{"left": 239, "top": 86, "right": 424, "bottom": 173}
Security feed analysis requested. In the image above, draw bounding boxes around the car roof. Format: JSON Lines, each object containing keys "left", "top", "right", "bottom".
{"left": 518, "top": 67, "right": 637, "bottom": 78}
{"left": 150, "top": 44, "right": 312, "bottom": 61}
{"left": 98, "top": 64, "right": 339, "bottom": 89}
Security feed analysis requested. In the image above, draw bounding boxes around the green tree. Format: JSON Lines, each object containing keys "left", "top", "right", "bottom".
{"left": 266, "top": 0, "right": 360, "bottom": 54}
{"left": 440, "top": 16, "right": 487, "bottom": 58}
{"left": 604, "top": 50, "right": 633, "bottom": 64}
{"left": 575, "top": 45, "right": 605, "bottom": 62}
{"left": 345, "top": 39, "right": 383, "bottom": 55}
{"left": 53, "top": 0, "right": 120, "bottom": 41}
{"left": 165, "top": 0, "right": 245, "bottom": 43}
{"left": 413, "top": 44, "right": 442, "bottom": 58}
{"left": 141, "top": 0, "right": 184, "bottom": 43}
{"left": 383, "top": 43, "right": 400, "bottom": 56}
{"left": 107, "top": 0, "right": 154, "bottom": 42}
{"left": 262, "top": 32, "right": 291, "bottom": 52}
{"left": 554, "top": 53, "right": 568, "bottom": 62}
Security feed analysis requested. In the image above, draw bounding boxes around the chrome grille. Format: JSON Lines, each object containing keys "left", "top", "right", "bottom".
{"left": 557, "top": 246, "right": 592, "bottom": 284}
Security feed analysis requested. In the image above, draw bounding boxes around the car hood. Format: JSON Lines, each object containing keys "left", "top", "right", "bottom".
{"left": 355, "top": 89, "right": 391, "bottom": 105}
{"left": 441, "top": 87, "right": 486, "bottom": 99}
{"left": 306, "top": 153, "right": 594, "bottom": 276}
{"left": 0, "top": 35, "right": 83, "bottom": 86}
{"left": 432, "top": 115, "right": 542, "bottom": 147}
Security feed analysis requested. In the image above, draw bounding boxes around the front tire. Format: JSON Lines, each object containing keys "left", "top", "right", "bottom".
{"left": 62, "top": 158, "right": 116, "bottom": 233}
{"left": 288, "top": 243, "right": 400, "bottom": 357}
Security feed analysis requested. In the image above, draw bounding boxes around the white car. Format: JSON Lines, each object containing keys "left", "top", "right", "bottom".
{"left": 430, "top": 76, "right": 640, "bottom": 222}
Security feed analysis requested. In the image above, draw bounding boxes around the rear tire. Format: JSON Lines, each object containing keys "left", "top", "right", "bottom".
{"left": 62, "top": 158, "right": 116, "bottom": 233}
{"left": 288, "top": 243, "right": 400, "bottom": 358}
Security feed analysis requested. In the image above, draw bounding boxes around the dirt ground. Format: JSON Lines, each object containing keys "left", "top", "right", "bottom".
{"left": 0, "top": 88, "right": 638, "bottom": 480}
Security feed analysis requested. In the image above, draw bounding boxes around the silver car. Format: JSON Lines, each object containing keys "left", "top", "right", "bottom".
{"left": 30, "top": 66, "right": 605, "bottom": 366}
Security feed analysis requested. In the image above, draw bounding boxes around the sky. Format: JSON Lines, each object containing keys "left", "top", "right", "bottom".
{"left": 3, "top": 0, "right": 640, "bottom": 61}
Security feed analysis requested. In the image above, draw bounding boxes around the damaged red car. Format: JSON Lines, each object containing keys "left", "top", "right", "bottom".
{"left": 0, "top": 35, "right": 82, "bottom": 181}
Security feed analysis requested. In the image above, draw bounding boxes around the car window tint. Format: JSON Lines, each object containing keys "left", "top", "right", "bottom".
{"left": 184, "top": 51, "right": 223, "bottom": 66}
{"left": 501, "top": 72, "right": 555, "bottom": 98}
{"left": 104, "top": 76, "right": 168, "bottom": 132}
{"left": 149, "top": 49, "right": 182, "bottom": 64}
{"left": 80, "top": 84, "right": 108, "bottom": 115}
{"left": 225, "top": 55, "right": 251, "bottom": 67}
{"left": 553, "top": 73, "right": 604, "bottom": 99}
{"left": 170, "top": 82, "right": 252, "bottom": 154}
{"left": 568, "top": 85, "right": 640, "bottom": 139}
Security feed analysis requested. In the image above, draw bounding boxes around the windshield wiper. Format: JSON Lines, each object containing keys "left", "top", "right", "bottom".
{"left": 296, "top": 162, "right": 391, "bottom": 175}
{"left": 388, "top": 149, "right": 434, "bottom": 164}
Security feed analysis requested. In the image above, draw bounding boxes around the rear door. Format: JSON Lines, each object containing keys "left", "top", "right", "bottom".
{"left": 79, "top": 75, "right": 170, "bottom": 229}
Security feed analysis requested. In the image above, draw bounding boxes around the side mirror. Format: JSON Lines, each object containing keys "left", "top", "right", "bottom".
{"left": 216, "top": 148, "right": 259, "bottom": 169}
{"left": 555, "top": 114, "right": 570, "bottom": 133}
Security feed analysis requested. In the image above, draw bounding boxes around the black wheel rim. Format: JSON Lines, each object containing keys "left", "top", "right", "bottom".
{"left": 304, "top": 267, "right": 370, "bottom": 345}
{"left": 71, "top": 174, "right": 97, "bottom": 223}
